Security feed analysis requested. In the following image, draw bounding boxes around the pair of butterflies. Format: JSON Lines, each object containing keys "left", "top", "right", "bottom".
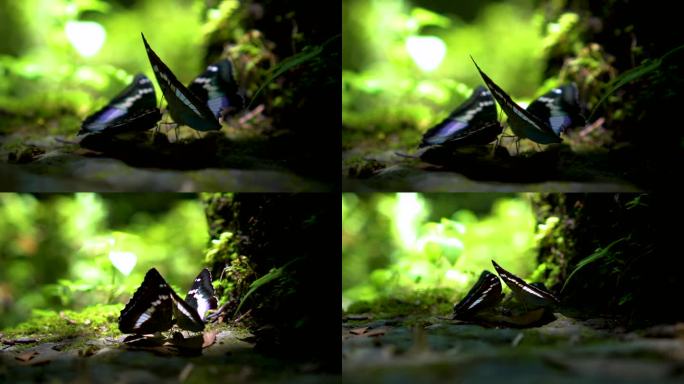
{"left": 79, "top": 33, "right": 243, "bottom": 135}
{"left": 452, "top": 260, "right": 560, "bottom": 321}
{"left": 118, "top": 268, "right": 218, "bottom": 334}
{"left": 419, "top": 57, "right": 585, "bottom": 150}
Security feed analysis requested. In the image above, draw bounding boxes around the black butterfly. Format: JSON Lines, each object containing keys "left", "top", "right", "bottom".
{"left": 420, "top": 86, "right": 503, "bottom": 148}
{"left": 188, "top": 59, "right": 244, "bottom": 119}
{"left": 452, "top": 270, "right": 503, "bottom": 320}
{"left": 79, "top": 74, "right": 161, "bottom": 135}
{"left": 471, "top": 56, "right": 584, "bottom": 144}
{"left": 491, "top": 260, "right": 559, "bottom": 309}
{"left": 118, "top": 268, "right": 218, "bottom": 334}
{"left": 141, "top": 33, "right": 222, "bottom": 132}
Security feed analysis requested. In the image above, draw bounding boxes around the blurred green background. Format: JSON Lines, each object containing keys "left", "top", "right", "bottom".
{"left": 342, "top": 193, "right": 555, "bottom": 313}
{"left": 0, "top": 0, "right": 247, "bottom": 133}
{"left": 0, "top": 193, "right": 208, "bottom": 329}
{"left": 342, "top": 0, "right": 588, "bottom": 149}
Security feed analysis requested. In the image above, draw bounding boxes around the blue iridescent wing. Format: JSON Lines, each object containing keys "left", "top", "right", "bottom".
{"left": 420, "top": 86, "right": 502, "bottom": 148}
{"left": 188, "top": 59, "right": 244, "bottom": 119}
{"left": 526, "top": 83, "right": 585, "bottom": 135}
{"left": 471, "top": 56, "right": 562, "bottom": 144}
{"left": 141, "top": 33, "right": 221, "bottom": 132}
{"left": 79, "top": 74, "right": 161, "bottom": 135}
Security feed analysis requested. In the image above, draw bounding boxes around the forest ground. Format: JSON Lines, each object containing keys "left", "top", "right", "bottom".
{"left": 342, "top": 312, "right": 684, "bottom": 383}
{"left": 342, "top": 133, "right": 650, "bottom": 192}
{"left": 0, "top": 124, "right": 330, "bottom": 192}
{"left": 1, "top": 325, "right": 338, "bottom": 384}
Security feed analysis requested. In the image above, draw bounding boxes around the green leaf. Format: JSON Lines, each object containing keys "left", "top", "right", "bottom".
{"left": 589, "top": 43, "right": 684, "bottom": 120}
{"left": 247, "top": 34, "right": 340, "bottom": 109}
{"left": 234, "top": 258, "right": 301, "bottom": 315}
{"left": 561, "top": 237, "right": 626, "bottom": 293}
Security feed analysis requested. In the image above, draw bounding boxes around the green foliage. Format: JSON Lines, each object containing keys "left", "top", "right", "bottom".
{"left": 342, "top": 194, "right": 538, "bottom": 311}
{"left": 0, "top": 194, "right": 208, "bottom": 329}
{"left": 0, "top": 0, "right": 220, "bottom": 126}
{"left": 561, "top": 237, "right": 627, "bottom": 293}
{"left": 342, "top": 0, "right": 554, "bottom": 147}
{"left": 589, "top": 43, "right": 684, "bottom": 120}
{"left": 235, "top": 258, "right": 300, "bottom": 315}
{"left": 248, "top": 35, "right": 339, "bottom": 109}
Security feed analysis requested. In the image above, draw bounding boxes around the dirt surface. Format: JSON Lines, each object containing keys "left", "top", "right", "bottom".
{"left": 342, "top": 313, "right": 684, "bottom": 383}
{"left": 342, "top": 141, "right": 650, "bottom": 192}
{"left": 0, "top": 130, "right": 330, "bottom": 192}
{"left": 1, "top": 328, "right": 338, "bottom": 384}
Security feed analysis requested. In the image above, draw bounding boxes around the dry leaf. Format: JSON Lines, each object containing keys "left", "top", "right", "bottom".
{"left": 350, "top": 327, "right": 368, "bottom": 335}
{"left": 16, "top": 351, "right": 39, "bottom": 362}
{"left": 364, "top": 328, "right": 386, "bottom": 337}
{"left": 178, "top": 363, "right": 194, "bottom": 382}
{"left": 202, "top": 331, "right": 217, "bottom": 348}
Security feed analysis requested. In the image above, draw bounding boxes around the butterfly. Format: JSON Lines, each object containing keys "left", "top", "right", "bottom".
{"left": 420, "top": 86, "right": 503, "bottom": 149}
{"left": 188, "top": 59, "right": 244, "bottom": 119}
{"left": 491, "top": 260, "right": 559, "bottom": 309}
{"left": 452, "top": 270, "right": 503, "bottom": 320}
{"left": 79, "top": 74, "right": 161, "bottom": 135}
{"left": 471, "top": 56, "right": 585, "bottom": 144}
{"left": 118, "top": 268, "right": 218, "bottom": 334}
{"left": 141, "top": 33, "right": 222, "bottom": 132}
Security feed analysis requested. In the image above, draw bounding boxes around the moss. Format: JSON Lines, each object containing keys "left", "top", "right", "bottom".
{"left": 345, "top": 288, "right": 455, "bottom": 318}
{"left": 1, "top": 304, "right": 121, "bottom": 347}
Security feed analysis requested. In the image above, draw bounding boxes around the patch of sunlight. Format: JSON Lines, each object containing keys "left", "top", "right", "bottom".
{"left": 445, "top": 269, "right": 469, "bottom": 284}
{"left": 394, "top": 193, "right": 427, "bottom": 252}
{"left": 109, "top": 250, "right": 137, "bottom": 276}
{"left": 65, "top": 21, "right": 106, "bottom": 58}
{"left": 406, "top": 35, "right": 447, "bottom": 72}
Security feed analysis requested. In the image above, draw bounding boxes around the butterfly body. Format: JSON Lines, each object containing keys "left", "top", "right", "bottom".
{"left": 118, "top": 268, "right": 218, "bottom": 334}
{"left": 420, "top": 86, "right": 503, "bottom": 148}
{"left": 471, "top": 57, "right": 584, "bottom": 145}
{"left": 79, "top": 74, "right": 161, "bottom": 135}
{"left": 188, "top": 59, "right": 244, "bottom": 119}
{"left": 141, "top": 33, "right": 221, "bottom": 132}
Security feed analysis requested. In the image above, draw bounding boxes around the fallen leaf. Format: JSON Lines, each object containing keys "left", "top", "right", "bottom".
{"left": 178, "top": 363, "right": 194, "bottom": 382}
{"left": 350, "top": 327, "right": 368, "bottom": 335}
{"left": 364, "top": 328, "right": 386, "bottom": 337}
{"left": 16, "top": 351, "right": 39, "bottom": 362}
{"left": 202, "top": 331, "right": 217, "bottom": 348}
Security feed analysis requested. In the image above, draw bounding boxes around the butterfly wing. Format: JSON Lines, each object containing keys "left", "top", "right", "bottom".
{"left": 118, "top": 268, "right": 174, "bottom": 334}
{"left": 420, "top": 86, "right": 502, "bottom": 148}
{"left": 184, "top": 268, "right": 218, "bottom": 321}
{"left": 452, "top": 270, "right": 503, "bottom": 320}
{"left": 80, "top": 74, "right": 161, "bottom": 135}
{"left": 188, "top": 59, "right": 244, "bottom": 119}
{"left": 170, "top": 289, "right": 206, "bottom": 332}
{"left": 491, "top": 260, "right": 559, "bottom": 309}
{"left": 526, "top": 83, "right": 585, "bottom": 135}
{"left": 471, "top": 56, "right": 562, "bottom": 144}
{"left": 141, "top": 33, "right": 221, "bottom": 132}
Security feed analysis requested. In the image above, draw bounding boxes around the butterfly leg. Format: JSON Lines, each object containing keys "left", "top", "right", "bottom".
{"left": 515, "top": 138, "right": 520, "bottom": 155}
{"left": 535, "top": 143, "right": 542, "bottom": 152}
{"left": 491, "top": 134, "right": 502, "bottom": 156}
